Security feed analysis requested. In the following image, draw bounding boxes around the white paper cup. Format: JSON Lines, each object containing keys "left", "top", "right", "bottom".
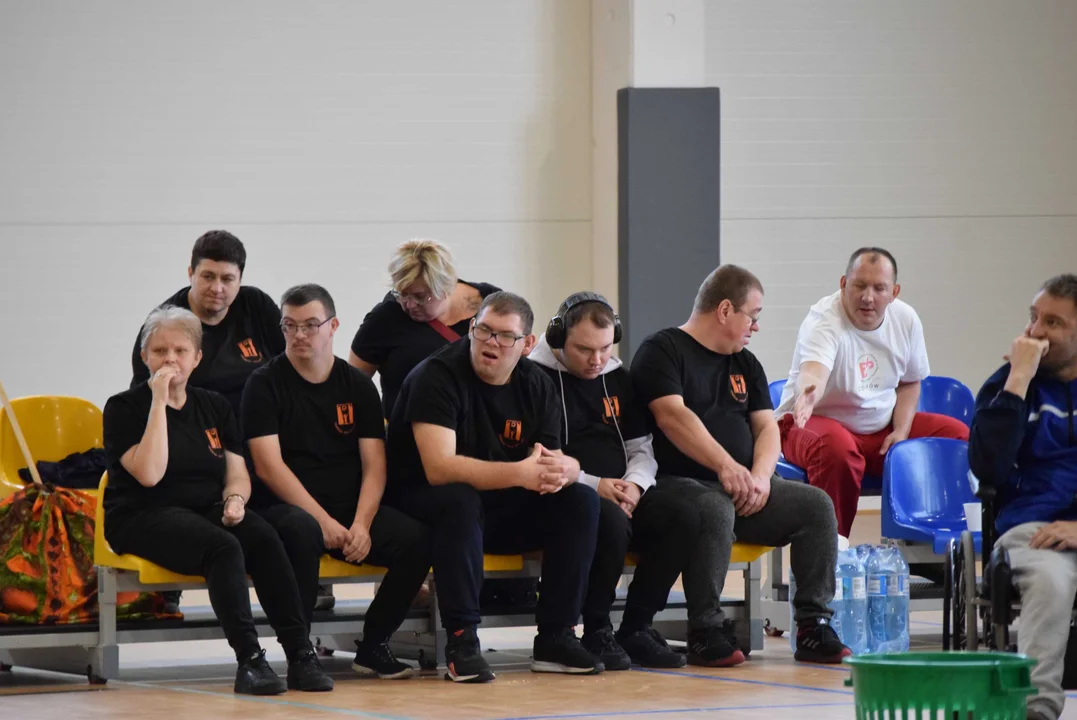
{"left": 964, "top": 502, "right": 983, "bottom": 532}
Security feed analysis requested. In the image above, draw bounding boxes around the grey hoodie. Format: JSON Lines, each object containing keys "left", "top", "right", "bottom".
{"left": 529, "top": 333, "right": 658, "bottom": 494}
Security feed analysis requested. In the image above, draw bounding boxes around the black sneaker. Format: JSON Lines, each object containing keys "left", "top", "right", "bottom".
{"left": 686, "top": 626, "right": 746, "bottom": 668}
{"left": 444, "top": 628, "right": 495, "bottom": 684}
{"left": 616, "top": 626, "right": 687, "bottom": 668}
{"left": 581, "top": 627, "right": 631, "bottom": 671}
{"left": 794, "top": 618, "right": 852, "bottom": 664}
{"left": 161, "top": 590, "right": 182, "bottom": 615}
{"left": 531, "top": 628, "right": 605, "bottom": 675}
{"left": 315, "top": 584, "right": 336, "bottom": 611}
{"left": 723, "top": 618, "right": 750, "bottom": 658}
{"left": 353, "top": 641, "right": 414, "bottom": 679}
{"left": 287, "top": 648, "right": 335, "bottom": 691}
{"left": 234, "top": 649, "right": 287, "bottom": 695}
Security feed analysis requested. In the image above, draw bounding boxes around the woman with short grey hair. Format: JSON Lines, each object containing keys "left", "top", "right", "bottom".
{"left": 103, "top": 305, "right": 332, "bottom": 696}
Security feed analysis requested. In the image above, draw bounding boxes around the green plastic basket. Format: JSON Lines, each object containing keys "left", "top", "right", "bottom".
{"left": 843, "top": 652, "right": 1037, "bottom": 720}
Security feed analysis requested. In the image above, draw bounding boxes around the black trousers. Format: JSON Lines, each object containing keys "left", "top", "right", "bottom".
{"left": 582, "top": 491, "right": 702, "bottom": 634}
{"left": 256, "top": 503, "right": 432, "bottom": 645}
{"left": 385, "top": 483, "right": 599, "bottom": 633}
{"left": 105, "top": 504, "right": 309, "bottom": 661}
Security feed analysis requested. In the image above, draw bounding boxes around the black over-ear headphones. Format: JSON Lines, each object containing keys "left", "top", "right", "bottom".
{"left": 545, "top": 291, "right": 622, "bottom": 350}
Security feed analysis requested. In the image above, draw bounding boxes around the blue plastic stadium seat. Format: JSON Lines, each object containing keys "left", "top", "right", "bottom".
{"left": 881, "top": 437, "right": 982, "bottom": 555}
{"left": 768, "top": 379, "right": 807, "bottom": 482}
{"left": 918, "top": 375, "right": 975, "bottom": 427}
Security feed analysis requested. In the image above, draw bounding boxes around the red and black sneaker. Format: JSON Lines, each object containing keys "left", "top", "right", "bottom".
{"left": 686, "top": 626, "right": 746, "bottom": 668}
{"left": 444, "top": 628, "right": 495, "bottom": 683}
{"left": 794, "top": 617, "right": 852, "bottom": 664}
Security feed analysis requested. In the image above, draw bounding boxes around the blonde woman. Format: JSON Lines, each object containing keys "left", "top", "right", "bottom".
{"left": 349, "top": 239, "right": 499, "bottom": 418}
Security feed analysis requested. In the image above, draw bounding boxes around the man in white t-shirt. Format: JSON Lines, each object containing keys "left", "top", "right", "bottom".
{"left": 775, "top": 248, "right": 968, "bottom": 536}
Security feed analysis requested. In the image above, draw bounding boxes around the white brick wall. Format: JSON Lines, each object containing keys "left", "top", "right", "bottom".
{"left": 707, "top": 0, "right": 1077, "bottom": 391}
{"left": 0, "top": 0, "right": 592, "bottom": 406}
{"left": 2, "top": 0, "right": 1075, "bottom": 408}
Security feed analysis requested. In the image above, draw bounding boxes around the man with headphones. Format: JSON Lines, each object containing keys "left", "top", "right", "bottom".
{"left": 530, "top": 292, "right": 697, "bottom": 670}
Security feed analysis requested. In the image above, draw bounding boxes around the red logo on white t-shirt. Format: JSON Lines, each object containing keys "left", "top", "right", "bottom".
{"left": 857, "top": 354, "right": 879, "bottom": 380}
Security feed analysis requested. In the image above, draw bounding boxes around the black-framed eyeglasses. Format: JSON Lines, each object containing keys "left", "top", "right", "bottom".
{"left": 280, "top": 316, "right": 334, "bottom": 336}
{"left": 471, "top": 323, "right": 526, "bottom": 348}
{"left": 391, "top": 289, "right": 437, "bottom": 306}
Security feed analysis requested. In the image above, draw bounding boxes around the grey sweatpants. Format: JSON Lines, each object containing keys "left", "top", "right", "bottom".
{"left": 997, "top": 521, "right": 1077, "bottom": 720}
{"left": 654, "top": 474, "right": 837, "bottom": 631}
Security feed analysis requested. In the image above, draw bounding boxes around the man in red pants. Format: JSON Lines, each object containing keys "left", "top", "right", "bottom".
{"left": 775, "top": 248, "right": 968, "bottom": 537}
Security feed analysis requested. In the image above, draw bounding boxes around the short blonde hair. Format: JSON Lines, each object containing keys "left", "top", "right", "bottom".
{"left": 140, "top": 305, "right": 203, "bottom": 353}
{"left": 388, "top": 239, "right": 457, "bottom": 300}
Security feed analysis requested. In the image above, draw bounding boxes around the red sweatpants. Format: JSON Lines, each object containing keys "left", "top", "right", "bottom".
{"left": 778, "top": 412, "right": 969, "bottom": 537}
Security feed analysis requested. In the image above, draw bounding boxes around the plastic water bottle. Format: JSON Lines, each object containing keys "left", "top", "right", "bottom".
{"left": 836, "top": 547, "right": 869, "bottom": 654}
{"left": 864, "top": 545, "right": 888, "bottom": 652}
{"left": 788, "top": 568, "right": 797, "bottom": 651}
{"left": 864, "top": 545, "right": 911, "bottom": 653}
{"left": 884, "top": 547, "right": 910, "bottom": 652}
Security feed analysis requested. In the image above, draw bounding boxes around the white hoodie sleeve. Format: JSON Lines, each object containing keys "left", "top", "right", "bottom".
{"left": 577, "top": 470, "right": 601, "bottom": 491}
{"left": 622, "top": 434, "right": 658, "bottom": 493}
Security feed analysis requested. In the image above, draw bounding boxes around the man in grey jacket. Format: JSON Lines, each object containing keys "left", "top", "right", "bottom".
{"left": 531, "top": 292, "right": 697, "bottom": 670}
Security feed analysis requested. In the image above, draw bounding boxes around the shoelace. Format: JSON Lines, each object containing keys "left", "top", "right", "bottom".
{"left": 643, "top": 627, "right": 668, "bottom": 647}
{"left": 592, "top": 629, "right": 620, "bottom": 652}
{"left": 247, "top": 648, "right": 273, "bottom": 670}
{"left": 369, "top": 643, "right": 395, "bottom": 663}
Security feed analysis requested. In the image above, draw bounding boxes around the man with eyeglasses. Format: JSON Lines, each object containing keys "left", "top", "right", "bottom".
{"left": 385, "top": 291, "right": 603, "bottom": 683}
{"left": 241, "top": 284, "right": 432, "bottom": 680}
{"left": 631, "top": 265, "right": 850, "bottom": 666}
{"left": 773, "top": 247, "right": 968, "bottom": 538}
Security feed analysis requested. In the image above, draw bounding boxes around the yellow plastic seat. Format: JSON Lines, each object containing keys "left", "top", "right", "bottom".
{"left": 625, "top": 544, "right": 771, "bottom": 568}
{"left": 0, "top": 395, "right": 103, "bottom": 498}
{"left": 93, "top": 472, "right": 204, "bottom": 584}
{"left": 319, "top": 554, "right": 385, "bottom": 579}
{"left": 93, "top": 473, "right": 523, "bottom": 584}
{"left": 93, "top": 473, "right": 394, "bottom": 584}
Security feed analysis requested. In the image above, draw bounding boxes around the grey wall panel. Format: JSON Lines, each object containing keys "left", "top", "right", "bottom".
{"left": 618, "top": 87, "right": 721, "bottom": 362}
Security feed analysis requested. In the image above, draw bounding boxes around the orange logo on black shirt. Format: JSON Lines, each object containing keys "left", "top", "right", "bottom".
{"left": 335, "top": 403, "right": 355, "bottom": 434}
{"left": 602, "top": 396, "right": 621, "bottom": 425}
{"left": 205, "top": 428, "right": 224, "bottom": 458}
{"left": 501, "top": 420, "right": 523, "bottom": 448}
{"left": 729, "top": 374, "right": 748, "bottom": 403}
{"left": 237, "top": 338, "right": 263, "bottom": 363}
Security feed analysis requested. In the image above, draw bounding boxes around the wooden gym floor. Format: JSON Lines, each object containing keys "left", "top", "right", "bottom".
{"left": 4, "top": 512, "right": 1077, "bottom": 719}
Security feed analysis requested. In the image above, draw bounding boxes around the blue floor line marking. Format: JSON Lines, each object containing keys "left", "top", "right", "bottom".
{"left": 124, "top": 680, "right": 413, "bottom": 720}
{"left": 492, "top": 701, "right": 855, "bottom": 720}
{"left": 636, "top": 668, "right": 854, "bottom": 696}
{"left": 804, "top": 663, "right": 851, "bottom": 673}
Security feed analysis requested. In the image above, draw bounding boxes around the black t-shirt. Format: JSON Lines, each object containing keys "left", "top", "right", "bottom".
{"left": 539, "top": 365, "right": 648, "bottom": 480}
{"left": 103, "top": 383, "right": 240, "bottom": 514}
{"left": 386, "top": 340, "right": 562, "bottom": 493}
{"left": 630, "top": 328, "right": 771, "bottom": 482}
{"left": 130, "top": 286, "right": 285, "bottom": 419}
{"left": 350, "top": 280, "right": 500, "bottom": 418}
{"left": 242, "top": 355, "right": 385, "bottom": 519}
